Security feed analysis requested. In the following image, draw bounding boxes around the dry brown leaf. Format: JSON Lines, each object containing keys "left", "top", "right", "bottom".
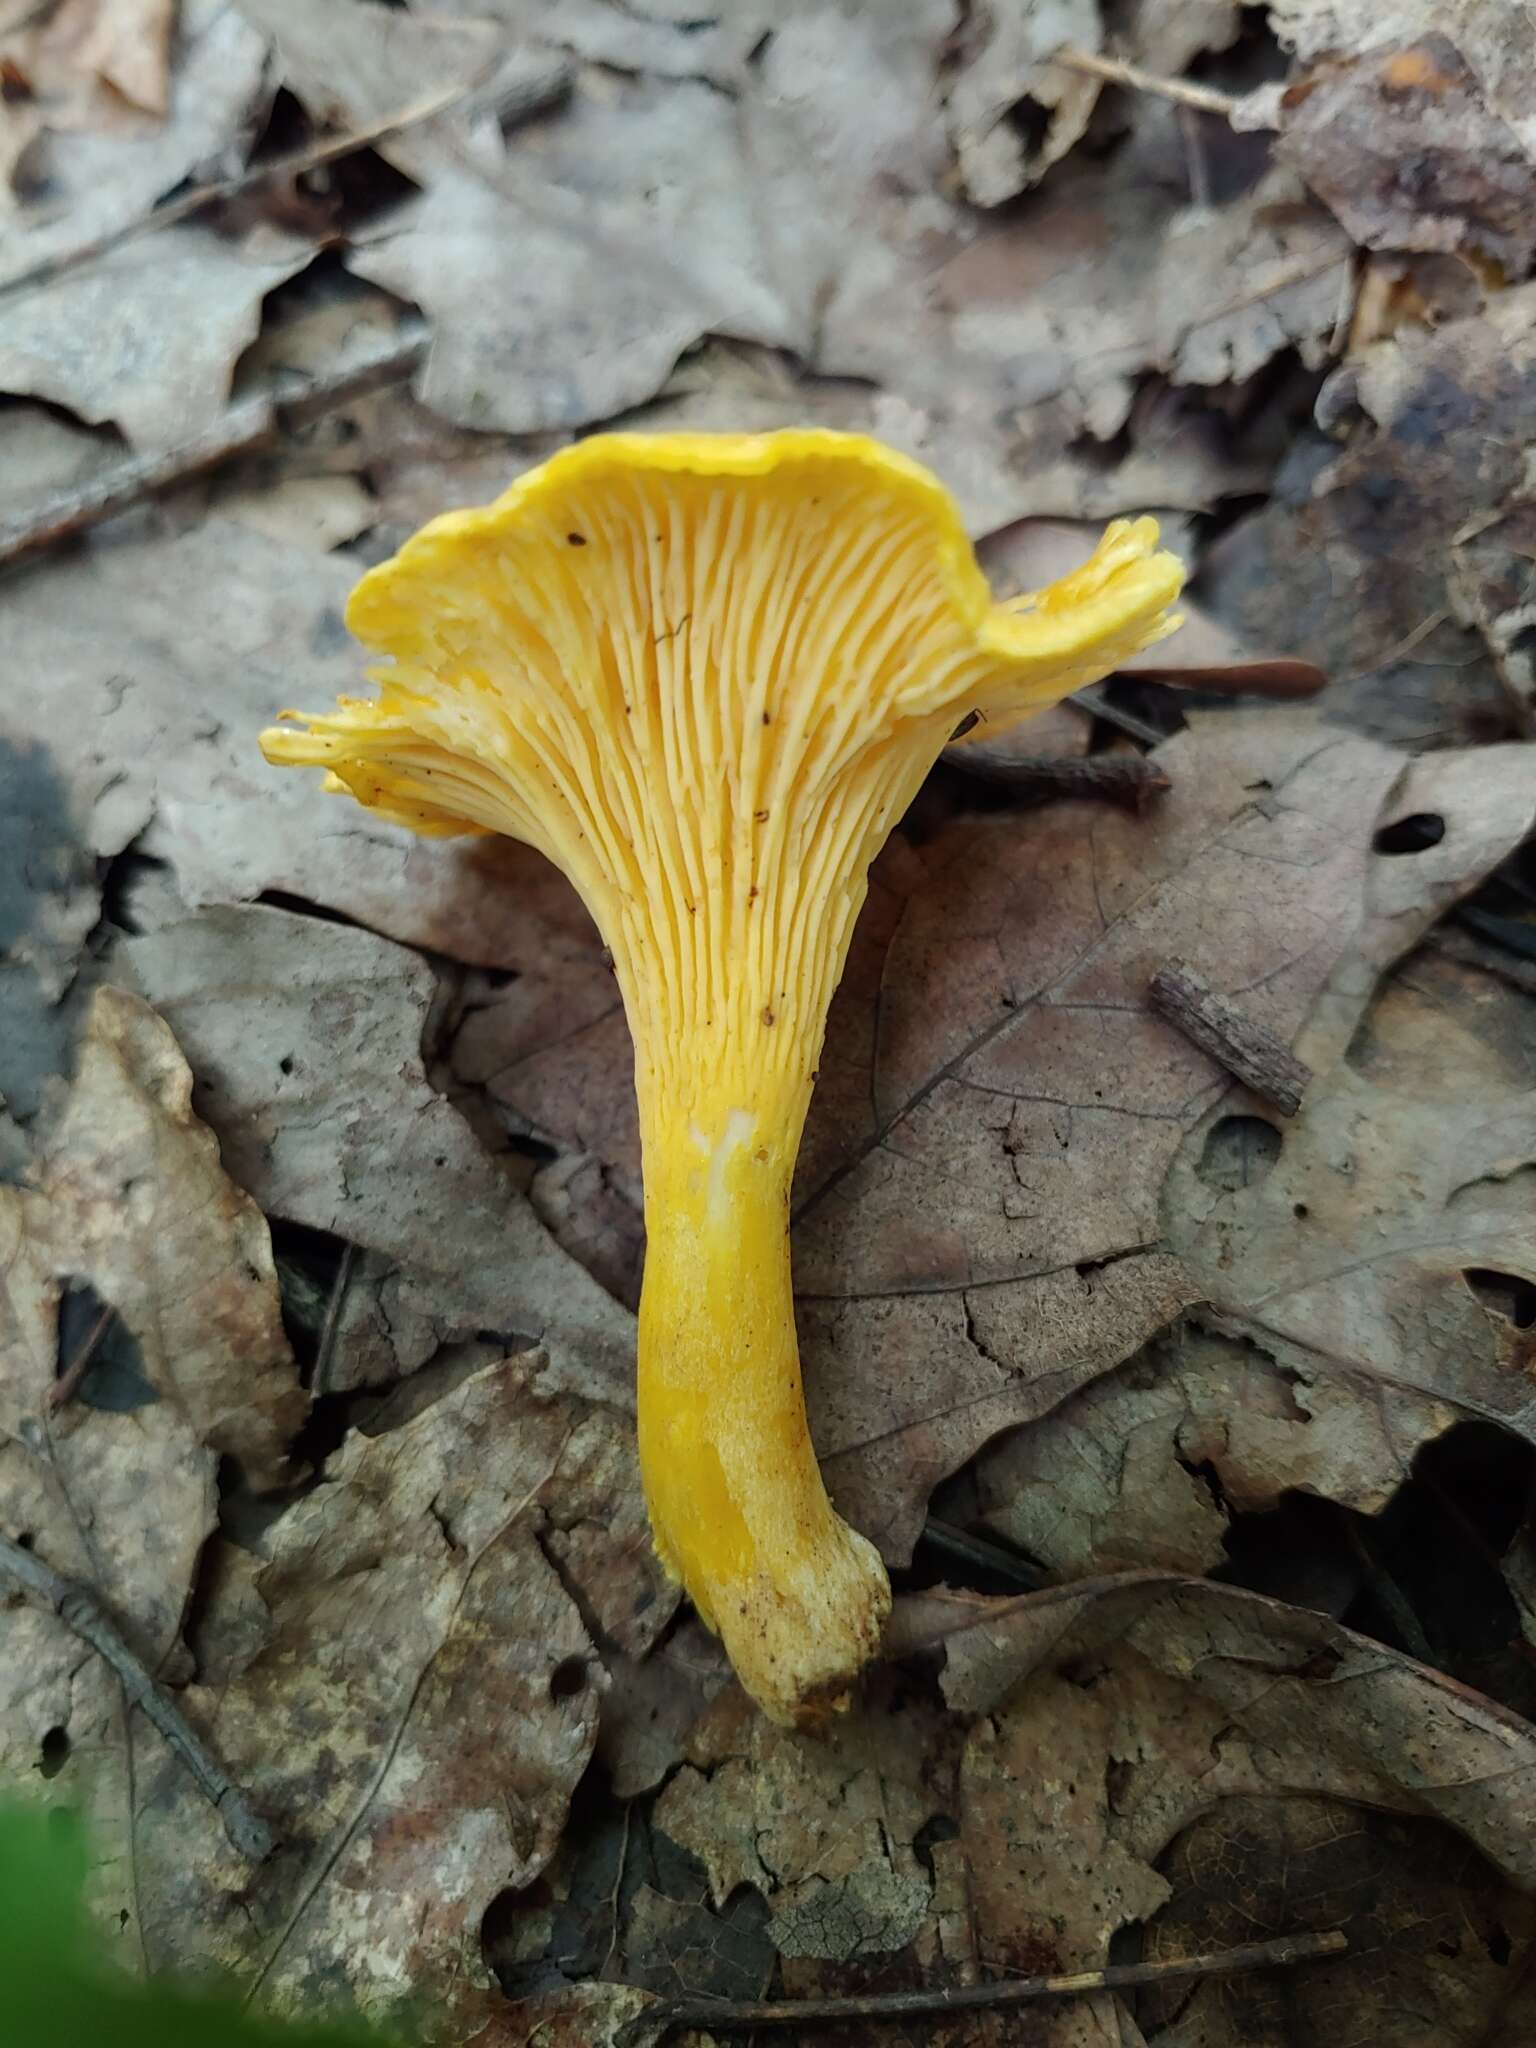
{"left": 0, "top": 985, "right": 302, "bottom": 1934}
{"left": 0, "top": 0, "right": 267, "bottom": 278}
{"left": 1205, "top": 282, "right": 1536, "bottom": 745}
{"left": 120, "top": 903, "right": 637, "bottom": 1399}
{"left": 125, "top": 1351, "right": 671, "bottom": 2032}
{"left": 1278, "top": 35, "right": 1536, "bottom": 272}
{"left": 0, "top": 224, "right": 312, "bottom": 451}
{"left": 0, "top": 0, "right": 176, "bottom": 198}
{"left": 913, "top": 1574, "right": 1536, "bottom": 2043}
{"left": 243, "top": 0, "right": 1344, "bottom": 519}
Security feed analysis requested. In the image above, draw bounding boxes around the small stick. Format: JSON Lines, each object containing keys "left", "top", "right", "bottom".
{"left": 1149, "top": 964, "right": 1311, "bottom": 1116}
{"left": 1054, "top": 46, "right": 1244, "bottom": 120}
{"left": 618, "top": 1929, "right": 1348, "bottom": 2044}
{"left": 47, "top": 1302, "right": 117, "bottom": 1412}
{"left": 951, "top": 751, "right": 1170, "bottom": 811}
{"left": 311, "top": 1242, "right": 358, "bottom": 1399}
{"left": 0, "top": 324, "right": 426, "bottom": 570}
{"left": 0, "top": 1531, "right": 275, "bottom": 1861}
{"left": 919, "top": 1516, "right": 1046, "bottom": 1589}
{"left": 1070, "top": 684, "right": 1169, "bottom": 747}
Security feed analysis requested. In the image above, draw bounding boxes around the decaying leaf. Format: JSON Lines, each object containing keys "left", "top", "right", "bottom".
{"left": 0, "top": 0, "right": 268, "bottom": 278}
{"left": 920, "top": 1574, "right": 1536, "bottom": 2043}
{"left": 0, "top": 985, "right": 303, "bottom": 1936}
{"left": 121, "top": 903, "right": 636, "bottom": 1398}
{"left": 1278, "top": 35, "right": 1536, "bottom": 272}
{"left": 0, "top": 224, "right": 312, "bottom": 451}
{"left": 466, "top": 713, "right": 1534, "bottom": 1566}
{"left": 1205, "top": 282, "right": 1536, "bottom": 744}
{"left": 122, "top": 1351, "right": 672, "bottom": 2033}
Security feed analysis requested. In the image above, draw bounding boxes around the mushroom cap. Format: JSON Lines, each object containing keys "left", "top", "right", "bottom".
{"left": 263, "top": 427, "right": 1184, "bottom": 1115}
{"left": 263, "top": 428, "right": 1184, "bottom": 842}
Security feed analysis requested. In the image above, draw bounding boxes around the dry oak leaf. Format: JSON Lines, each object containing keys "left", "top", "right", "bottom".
{"left": 479, "top": 716, "right": 1532, "bottom": 1565}
{"left": 1203, "top": 282, "right": 1536, "bottom": 747}
{"left": 897, "top": 1573, "right": 1536, "bottom": 2045}
{"left": 0, "top": 0, "right": 267, "bottom": 278}
{"left": 1168, "top": 744, "right": 1536, "bottom": 1434}
{"left": 122, "top": 1352, "right": 671, "bottom": 2033}
{"left": 0, "top": 224, "right": 313, "bottom": 452}
{"left": 120, "top": 902, "right": 636, "bottom": 1401}
{"left": 0, "top": 984, "right": 302, "bottom": 1940}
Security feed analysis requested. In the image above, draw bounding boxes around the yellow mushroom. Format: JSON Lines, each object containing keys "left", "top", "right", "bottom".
{"left": 261, "top": 430, "right": 1184, "bottom": 1724}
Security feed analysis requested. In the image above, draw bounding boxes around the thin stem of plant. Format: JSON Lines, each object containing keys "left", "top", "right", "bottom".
{"left": 311, "top": 1242, "right": 358, "bottom": 1398}
{"left": 0, "top": 1531, "right": 275, "bottom": 1862}
{"left": 47, "top": 1302, "right": 116, "bottom": 1412}
{"left": 1054, "top": 45, "right": 1244, "bottom": 120}
{"left": 618, "top": 1929, "right": 1348, "bottom": 2044}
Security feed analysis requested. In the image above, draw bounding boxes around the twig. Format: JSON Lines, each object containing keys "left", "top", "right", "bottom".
{"left": 311, "top": 1242, "right": 358, "bottom": 1399}
{"left": 0, "top": 322, "right": 426, "bottom": 570}
{"left": 919, "top": 1517, "right": 1046, "bottom": 1590}
{"left": 1149, "top": 964, "right": 1311, "bottom": 1116}
{"left": 1054, "top": 46, "right": 1243, "bottom": 120}
{"left": 1132, "top": 659, "right": 1327, "bottom": 701}
{"left": 47, "top": 1302, "right": 116, "bottom": 1412}
{"left": 950, "top": 750, "right": 1171, "bottom": 811}
{"left": 0, "top": 1532, "right": 275, "bottom": 1861}
{"left": 1070, "top": 684, "right": 1170, "bottom": 747}
{"left": 617, "top": 1929, "right": 1348, "bottom": 2044}
{"left": 0, "top": 83, "right": 471, "bottom": 306}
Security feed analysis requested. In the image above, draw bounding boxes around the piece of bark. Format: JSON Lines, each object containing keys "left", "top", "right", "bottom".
{"left": 1149, "top": 962, "right": 1312, "bottom": 1115}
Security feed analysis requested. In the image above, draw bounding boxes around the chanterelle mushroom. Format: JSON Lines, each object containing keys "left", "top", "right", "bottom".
{"left": 261, "top": 431, "right": 1183, "bottom": 1723}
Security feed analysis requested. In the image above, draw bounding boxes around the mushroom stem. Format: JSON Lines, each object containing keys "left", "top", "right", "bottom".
{"left": 635, "top": 1082, "right": 888, "bottom": 1725}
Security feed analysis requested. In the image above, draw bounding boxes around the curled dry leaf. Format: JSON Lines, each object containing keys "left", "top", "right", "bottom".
{"left": 952, "top": 1321, "right": 1454, "bottom": 1581}
{"left": 945, "top": 0, "right": 1104, "bottom": 208}
{"left": 0, "top": 985, "right": 302, "bottom": 1936}
{"left": 126, "top": 1352, "right": 673, "bottom": 2033}
{"left": 913, "top": 1574, "right": 1536, "bottom": 2046}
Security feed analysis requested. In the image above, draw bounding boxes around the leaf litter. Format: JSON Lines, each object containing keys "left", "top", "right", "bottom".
{"left": 4, "top": 1, "right": 1536, "bottom": 2043}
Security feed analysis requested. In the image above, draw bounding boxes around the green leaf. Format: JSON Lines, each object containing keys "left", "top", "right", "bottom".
{"left": 0, "top": 1801, "right": 405, "bottom": 2048}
